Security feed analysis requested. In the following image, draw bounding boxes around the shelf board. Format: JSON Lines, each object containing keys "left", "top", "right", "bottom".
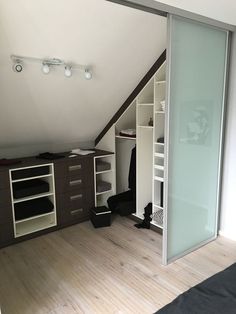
{"left": 155, "top": 110, "right": 165, "bottom": 114}
{"left": 115, "top": 135, "right": 136, "bottom": 140}
{"left": 96, "top": 169, "right": 113, "bottom": 175}
{"left": 154, "top": 153, "right": 164, "bottom": 158}
{"left": 154, "top": 165, "right": 164, "bottom": 170}
{"left": 154, "top": 176, "right": 164, "bottom": 182}
{"left": 12, "top": 174, "right": 52, "bottom": 183}
{"left": 137, "top": 103, "right": 154, "bottom": 106}
{"left": 155, "top": 80, "right": 166, "bottom": 84}
{"left": 138, "top": 126, "right": 154, "bottom": 129}
{"left": 155, "top": 142, "right": 164, "bottom": 146}
{"left": 153, "top": 204, "right": 163, "bottom": 210}
{"left": 15, "top": 211, "right": 55, "bottom": 224}
{"left": 96, "top": 189, "right": 113, "bottom": 196}
{"left": 94, "top": 154, "right": 114, "bottom": 160}
{"left": 13, "top": 192, "right": 54, "bottom": 204}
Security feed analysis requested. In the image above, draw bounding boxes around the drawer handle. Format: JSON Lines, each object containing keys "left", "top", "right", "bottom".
{"left": 70, "top": 179, "right": 82, "bottom": 186}
{"left": 69, "top": 165, "right": 82, "bottom": 171}
{"left": 70, "top": 208, "right": 83, "bottom": 215}
{"left": 70, "top": 194, "right": 83, "bottom": 201}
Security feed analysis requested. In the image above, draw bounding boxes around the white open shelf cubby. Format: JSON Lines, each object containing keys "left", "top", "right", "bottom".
{"left": 15, "top": 212, "right": 56, "bottom": 238}
{"left": 94, "top": 154, "right": 115, "bottom": 207}
{"left": 9, "top": 163, "right": 57, "bottom": 238}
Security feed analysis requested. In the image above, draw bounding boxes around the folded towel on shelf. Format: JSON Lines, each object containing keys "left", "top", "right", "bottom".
{"left": 96, "top": 161, "right": 111, "bottom": 172}
{"left": 119, "top": 129, "right": 136, "bottom": 138}
{"left": 96, "top": 181, "right": 111, "bottom": 193}
{"left": 157, "top": 137, "right": 164, "bottom": 143}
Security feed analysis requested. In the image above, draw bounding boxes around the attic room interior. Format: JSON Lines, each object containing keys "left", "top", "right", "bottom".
{"left": 1, "top": 0, "right": 236, "bottom": 313}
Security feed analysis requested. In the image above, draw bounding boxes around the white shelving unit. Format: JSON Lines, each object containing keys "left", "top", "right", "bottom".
{"left": 136, "top": 78, "right": 154, "bottom": 219}
{"left": 94, "top": 154, "right": 115, "bottom": 207}
{"left": 9, "top": 163, "right": 57, "bottom": 238}
{"left": 153, "top": 61, "right": 166, "bottom": 229}
{"left": 96, "top": 59, "right": 166, "bottom": 229}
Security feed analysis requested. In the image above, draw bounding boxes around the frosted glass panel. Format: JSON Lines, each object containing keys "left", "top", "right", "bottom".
{"left": 165, "top": 16, "right": 228, "bottom": 263}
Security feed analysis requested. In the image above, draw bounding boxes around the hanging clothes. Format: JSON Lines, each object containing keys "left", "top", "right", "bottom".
{"left": 107, "top": 146, "right": 136, "bottom": 215}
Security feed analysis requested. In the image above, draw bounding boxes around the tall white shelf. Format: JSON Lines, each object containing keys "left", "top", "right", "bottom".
{"left": 9, "top": 163, "right": 57, "bottom": 238}
{"left": 152, "top": 61, "right": 166, "bottom": 228}
{"left": 96, "top": 60, "right": 166, "bottom": 229}
{"left": 136, "top": 77, "right": 154, "bottom": 219}
{"left": 94, "top": 154, "right": 115, "bottom": 207}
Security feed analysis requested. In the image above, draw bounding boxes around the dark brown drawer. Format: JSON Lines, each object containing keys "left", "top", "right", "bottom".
{"left": 55, "top": 176, "right": 85, "bottom": 193}
{"left": 54, "top": 158, "right": 86, "bottom": 177}
{"left": 0, "top": 223, "right": 14, "bottom": 246}
{"left": 67, "top": 157, "right": 87, "bottom": 168}
{"left": 57, "top": 202, "right": 89, "bottom": 225}
{"left": 56, "top": 188, "right": 94, "bottom": 226}
{"left": 57, "top": 189, "right": 86, "bottom": 209}
{"left": 67, "top": 158, "right": 94, "bottom": 187}
{"left": 0, "top": 171, "right": 10, "bottom": 190}
{"left": 54, "top": 157, "right": 94, "bottom": 189}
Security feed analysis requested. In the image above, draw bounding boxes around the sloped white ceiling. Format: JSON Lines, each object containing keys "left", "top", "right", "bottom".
{"left": 0, "top": 0, "right": 166, "bottom": 157}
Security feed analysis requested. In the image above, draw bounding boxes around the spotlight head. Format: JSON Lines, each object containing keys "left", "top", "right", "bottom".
{"left": 84, "top": 69, "right": 92, "bottom": 80}
{"left": 64, "top": 65, "right": 72, "bottom": 78}
{"left": 42, "top": 63, "right": 50, "bottom": 74}
{"left": 13, "top": 60, "right": 23, "bottom": 73}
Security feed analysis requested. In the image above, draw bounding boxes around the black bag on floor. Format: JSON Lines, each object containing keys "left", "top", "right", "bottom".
{"left": 107, "top": 190, "right": 135, "bottom": 215}
{"left": 116, "top": 200, "right": 136, "bottom": 216}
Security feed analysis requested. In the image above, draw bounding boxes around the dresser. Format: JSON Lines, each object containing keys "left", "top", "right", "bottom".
{"left": 0, "top": 149, "right": 113, "bottom": 248}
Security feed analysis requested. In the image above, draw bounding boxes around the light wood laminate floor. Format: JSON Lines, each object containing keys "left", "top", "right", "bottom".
{"left": 0, "top": 216, "right": 236, "bottom": 314}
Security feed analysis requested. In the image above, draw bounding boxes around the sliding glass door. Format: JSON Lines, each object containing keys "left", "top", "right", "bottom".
{"left": 163, "top": 15, "right": 229, "bottom": 264}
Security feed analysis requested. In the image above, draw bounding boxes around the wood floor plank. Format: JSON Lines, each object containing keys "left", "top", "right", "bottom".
{"left": 0, "top": 216, "right": 235, "bottom": 314}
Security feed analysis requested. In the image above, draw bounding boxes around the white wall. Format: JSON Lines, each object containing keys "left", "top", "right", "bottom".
{"left": 220, "top": 35, "right": 236, "bottom": 240}
{"left": 0, "top": 0, "right": 166, "bottom": 157}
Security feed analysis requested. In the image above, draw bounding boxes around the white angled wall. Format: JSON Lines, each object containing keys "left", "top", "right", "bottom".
{"left": 0, "top": 0, "right": 166, "bottom": 157}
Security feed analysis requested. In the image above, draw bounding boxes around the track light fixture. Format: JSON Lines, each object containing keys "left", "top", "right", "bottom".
{"left": 12, "top": 59, "right": 24, "bottom": 73}
{"left": 64, "top": 65, "right": 72, "bottom": 78}
{"left": 42, "top": 63, "right": 50, "bottom": 74}
{"left": 84, "top": 69, "right": 92, "bottom": 80}
{"left": 10, "top": 55, "right": 92, "bottom": 80}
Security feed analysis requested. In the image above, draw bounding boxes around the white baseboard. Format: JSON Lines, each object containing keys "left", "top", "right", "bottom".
{"left": 219, "top": 229, "right": 236, "bottom": 242}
